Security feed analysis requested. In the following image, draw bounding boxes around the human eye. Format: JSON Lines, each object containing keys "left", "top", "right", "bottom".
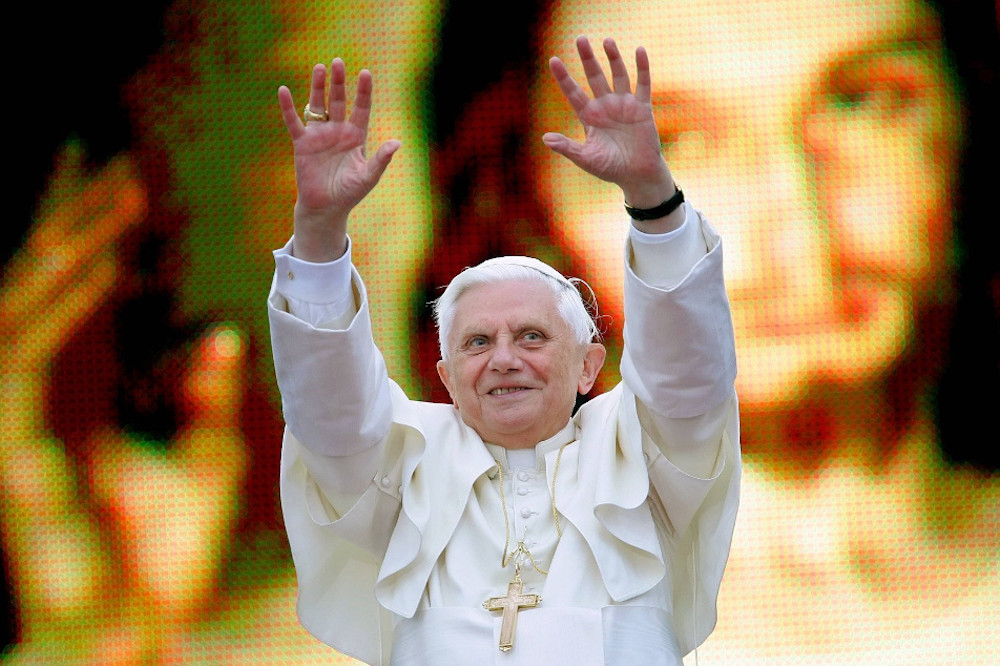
{"left": 821, "top": 48, "right": 934, "bottom": 122}
{"left": 830, "top": 76, "right": 914, "bottom": 118}
{"left": 804, "top": 43, "right": 951, "bottom": 160}
{"left": 461, "top": 335, "right": 493, "bottom": 354}
{"left": 520, "top": 330, "right": 547, "bottom": 346}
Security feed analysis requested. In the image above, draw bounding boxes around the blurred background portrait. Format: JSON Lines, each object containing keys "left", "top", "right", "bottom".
{"left": 3, "top": 0, "right": 996, "bottom": 663}
{"left": 526, "top": 0, "right": 1000, "bottom": 663}
{"left": 4, "top": 1, "right": 436, "bottom": 662}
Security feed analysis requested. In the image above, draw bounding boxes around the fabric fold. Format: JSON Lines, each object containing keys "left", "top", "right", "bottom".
{"left": 553, "top": 385, "right": 667, "bottom": 603}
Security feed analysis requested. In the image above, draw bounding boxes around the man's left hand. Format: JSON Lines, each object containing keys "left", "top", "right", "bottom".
{"left": 542, "top": 36, "right": 676, "bottom": 211}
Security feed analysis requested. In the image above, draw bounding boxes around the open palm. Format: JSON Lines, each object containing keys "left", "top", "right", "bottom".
{"left": 278, "top": 59, "right": 400, "bottom": 223}
{"left": 543, "top": 37, "right": 672, "bottom": 201}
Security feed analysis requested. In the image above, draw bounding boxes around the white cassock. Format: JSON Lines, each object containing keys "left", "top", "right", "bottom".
{"left": 268, "top": 204, "right": 741, "bottom": 665}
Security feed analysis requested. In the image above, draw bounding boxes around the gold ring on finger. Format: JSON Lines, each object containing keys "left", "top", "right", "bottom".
{"left": 303, "top": 104, "right": 329, "bottom": 123}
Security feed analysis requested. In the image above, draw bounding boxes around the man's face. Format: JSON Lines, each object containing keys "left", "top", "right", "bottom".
{"left": 536, "top": 0, "right": 962, "bottom": 407}
{"left": 436, "top": 279, "right": 605, "bottom": 448}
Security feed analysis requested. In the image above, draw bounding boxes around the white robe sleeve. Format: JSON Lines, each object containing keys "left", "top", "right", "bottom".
{"left": 268, "top": 243, "right": 406, "bottom": 665}
{"left": 620, "top": 204, "right": 741, "bottom": 654}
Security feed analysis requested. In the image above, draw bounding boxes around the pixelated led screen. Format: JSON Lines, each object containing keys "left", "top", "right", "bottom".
{"left": 3, "top": 0, "right": 996, "bottom": 663}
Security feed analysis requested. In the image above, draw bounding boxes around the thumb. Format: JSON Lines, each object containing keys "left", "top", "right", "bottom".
{"left": 542, "top": 132, "right": 586, "bottom": 165}
{"left": 181, "top": 324, "right": 247, "bottom": 427}
{"left": 365, "top": 139, "right": 401, "bottom": 184}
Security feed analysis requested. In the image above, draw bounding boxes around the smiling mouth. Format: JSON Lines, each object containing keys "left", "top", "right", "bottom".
{"left": 490, "top": 387, "right": 528, "bottom": 395}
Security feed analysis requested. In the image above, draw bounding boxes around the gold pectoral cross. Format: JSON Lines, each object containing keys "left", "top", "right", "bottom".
{"left": 483, "top": 571, "right": 541, "bottom": 652}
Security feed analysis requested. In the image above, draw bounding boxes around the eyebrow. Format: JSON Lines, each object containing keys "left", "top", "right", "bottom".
{"left": 819, "top": 14, "right": 947, "bottom": 83}
{"left": 824, "top": 36, "right": 937, "bottom": 75}
{"left": 648, "top": 24, "right": 941, "bottom": 112}
{"left": 455, "top": 318, "right": 555, "bottom": 340}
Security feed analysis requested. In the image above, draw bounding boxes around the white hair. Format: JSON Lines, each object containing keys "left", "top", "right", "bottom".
{"left": 432, "top": 256, "right": 602, "bottom": 360}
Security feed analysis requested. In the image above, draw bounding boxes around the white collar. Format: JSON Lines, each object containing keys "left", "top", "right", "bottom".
{"left": 484, "top": 419, "right": 577, "bottom": 472}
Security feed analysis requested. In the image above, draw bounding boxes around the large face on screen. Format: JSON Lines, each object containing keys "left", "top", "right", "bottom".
{"left": 535, "top": 0, "right": 963, "bottom": 407}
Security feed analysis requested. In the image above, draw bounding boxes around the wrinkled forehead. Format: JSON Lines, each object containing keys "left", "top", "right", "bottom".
{"left": 451, "top": 277, "right": 562, "bottom": 322}
{"left": 447, "top": 278, "right": 577, "bottom": 344}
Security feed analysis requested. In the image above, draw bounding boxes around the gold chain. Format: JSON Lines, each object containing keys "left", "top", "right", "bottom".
{"left": 494, "top": 439, "right": 573, "bottom": 577}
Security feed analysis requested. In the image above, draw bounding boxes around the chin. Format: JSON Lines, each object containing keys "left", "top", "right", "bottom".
{"left": 734, "top": 286, "right": 914, "bottom": 405}
{"left": 479, "top": 414, "right": 551, "bottom": 447}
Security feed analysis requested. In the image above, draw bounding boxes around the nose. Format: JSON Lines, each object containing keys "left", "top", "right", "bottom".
{"left": 697, "top": 124, "right": 831, "bottom": 309}
{"left": 487, "top": 337, "right": 523, "bottom": 373}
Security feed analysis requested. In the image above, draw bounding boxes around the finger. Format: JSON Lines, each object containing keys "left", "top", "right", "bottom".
{"left": 634, "top": 46, "right": 651, "bottom": 104}
{"left": 66, "top": 154, "right": 147, "bottom": 260}
{"left": 40, "top": 153, "right": 146, "bottom": 254}
{"left": 576, "top": 35, "right": 611, "bottom": 97}
{"left": 549, "top": 56, "right": 592, "bottom": 118}
{"left": 603, "top": 38, "right": 632, "bottom": 95}
{"left": 9, "top": 254, "right": 117, "bottom": 367}
{"left": 182, "top": 324, "right": 247, "bottom": 426}
{"left": 32, "top": 142, "right": 86, "bottom": 239}
{"left": 362, "top": 139, "right": 401, "bottom": 186}
{"left": 348, "top": 68, "right": 375, "bottom": 139}
{"left": 3, "top": 155, "right": 146, "bottom": 331}
{"left": 307, "top": 62, "right": 327, "bottom": 120}
{"left": 277, "top": 85, "right": 305, "bottom": 139}
{"left": 328, "top": 58, "right": 347, "bottom": 123}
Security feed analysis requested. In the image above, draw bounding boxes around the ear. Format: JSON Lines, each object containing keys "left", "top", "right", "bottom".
{"left": 577, "top": 343, "right": 607, "bottom": 395}
{"left": 436, "top": 359, "right": 458, "bottom": 405}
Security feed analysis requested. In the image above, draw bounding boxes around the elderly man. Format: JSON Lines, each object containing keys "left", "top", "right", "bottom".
{"left": 268, "top": 37, "right": 740, "bottom": 665}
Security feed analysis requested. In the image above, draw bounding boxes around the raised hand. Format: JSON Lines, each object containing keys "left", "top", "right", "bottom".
{"left": 1, "top": 145, "right": 146, "bottom": 376}
{"left": 277, "top": 59, "right": 400, "bottom": 262}
{"left": 543, "top": 36, "right": 677, "bottom": 217}
{"left": 1, "top": 146, "right": 143, "bottom": 660}
{"left": 1, "top": 145, "right": 249, "bottom": 661}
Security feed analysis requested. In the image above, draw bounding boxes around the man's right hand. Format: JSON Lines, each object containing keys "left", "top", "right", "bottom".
{"left": 277, "top": 58, "right": 400, "bottom": 262}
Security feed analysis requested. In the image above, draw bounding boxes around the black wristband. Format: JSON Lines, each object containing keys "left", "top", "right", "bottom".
{"left": 624, "top": 186, "right": 684, "bottom": 221}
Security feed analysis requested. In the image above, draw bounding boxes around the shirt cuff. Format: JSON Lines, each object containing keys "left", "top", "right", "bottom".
{"left": 627, "top": 203, "right": 707, "bottom": 289}
{"left": 273, "top": 236, "right": 356, "bottom": 326}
